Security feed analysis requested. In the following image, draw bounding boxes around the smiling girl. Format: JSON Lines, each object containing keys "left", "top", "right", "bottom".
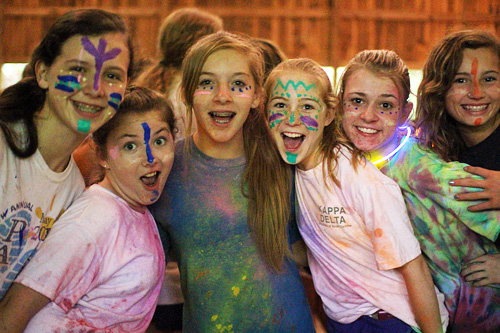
{"left": 151, "top": 31, "right": 314, "bottom": 331}
{"left": 339, "top": 49, "right": 500, "bottom": 331}
{"left": 266, "top": 58, "right": 448, "bottom": 332}
{"left": 0, "top": 9, "right": 134, "bottom": 300}
{"left": 0, "top": 86, "right": 175, "bottom": 332}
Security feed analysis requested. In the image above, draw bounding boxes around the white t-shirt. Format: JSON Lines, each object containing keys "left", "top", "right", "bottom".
{"left": 0, "top": 132, "right": 85, "bottom": 299}
{"left": 16, "top": 184, "right": 165, "bottom": 332}
{"left": 296, "top": 145, "right": 448, "bottom": 328}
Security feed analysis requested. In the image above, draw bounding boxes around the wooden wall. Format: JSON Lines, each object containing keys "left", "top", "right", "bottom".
{"left": 1, "top": 0, "right": 500, "bottom": 72}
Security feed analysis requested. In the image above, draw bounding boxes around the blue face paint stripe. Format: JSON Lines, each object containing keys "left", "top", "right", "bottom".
{"left": 107, "top": 92, "right": 123, "bottom": 111}
{"left": 141, "top": 122, "right": 154, "bottom": 163}
{"left": 55, "top": 75, "right": 81, "bottom": 92}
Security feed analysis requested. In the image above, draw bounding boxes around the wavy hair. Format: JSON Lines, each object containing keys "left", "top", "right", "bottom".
{"left": 416, "top": 30, "right": 500, "bottom": 161}
{"left": 0, "top": 9, "right": 135, "bottom": 158}
{"left": 182, "top": 31, "right": 293, "bottom": 271}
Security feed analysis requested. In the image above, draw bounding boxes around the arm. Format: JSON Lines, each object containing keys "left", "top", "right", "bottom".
{"left": 450, "top": 166, "right": 500, "bottom": 211}
{"left": 461, "top": 253, "right": 500, "bottom": 286}
{"left": 0, "top": 283, "right": 50, "bottom": 332}
{"left": 397, "top": 255, "right": 443, "bottom": 333}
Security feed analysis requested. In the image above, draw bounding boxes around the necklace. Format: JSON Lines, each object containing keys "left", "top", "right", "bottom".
{"left": 371, "top": 127, "right": 412, "bottom": 166}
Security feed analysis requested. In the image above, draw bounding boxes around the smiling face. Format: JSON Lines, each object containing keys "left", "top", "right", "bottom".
{"left": 445, "top": 47, "right": 500, "bottom": 141}
{"left": 100, "top": 110, "right": 174, "bottom": 212}
{"left": 267, "top": 70, "right": 331, "bottom": 170}
{"left": 36, "top": 32, "right": 129, "bottom": 136}
{"left": 342, "top": 68, "right": 411, "bottom": 156}
{"left": 191, "top": 48, "right": 261, "bottom": 158}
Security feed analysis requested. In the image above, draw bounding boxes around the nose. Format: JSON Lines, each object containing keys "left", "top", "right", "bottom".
{"left": 467, "top": 81, "right": 485, "bottom": 99}
{"left": 286, "top": 106, "right": 301, "bottom": 126}
{"left": 82, "top": 73, "right": 105, "bottom": 97}
{"left": 359, "top": 105, "right": 379, "bottom": 122}
{"left": 213, "top": 84, "right": 233, "bottom": 104}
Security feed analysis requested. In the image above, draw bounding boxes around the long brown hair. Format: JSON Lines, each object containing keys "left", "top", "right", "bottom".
{"left": 264, "top": 58, "right": 348, "bottom": 187}
{"left": 182, "top": 31, "right": 293, "bottom": 271}
{"left": 416, "top": 30, "right": 500, "bottom": 161}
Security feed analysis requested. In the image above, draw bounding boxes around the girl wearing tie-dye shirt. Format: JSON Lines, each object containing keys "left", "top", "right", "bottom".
{"left": 339, "top": 49, "right": 500, "bottom": 331}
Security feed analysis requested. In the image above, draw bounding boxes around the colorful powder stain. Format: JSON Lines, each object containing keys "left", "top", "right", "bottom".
{"left": 141, "top": 122, "right": 154, "bottom": 163}
{"left": 474, "top": 118, "right": 482, "bottom": 126}
{"left": 77, "top": 119, "right": 91, "bottom": 133}
{"left": 55, "top": 75, "right": 81, "bottom": 92}
{"left": 81, "top": 37, "right": 122, "bottom": 91}
{"left": 286, "top": 152, "right": 297, "bottom": 164}
{"left": 109, "top": 145, "right": 119, "bottom": 160}
{"left": 108, "top": 93, "right": 123, "bottom": 111}
{"left": 374, "top": 228, "right": 383, "bottom": 238}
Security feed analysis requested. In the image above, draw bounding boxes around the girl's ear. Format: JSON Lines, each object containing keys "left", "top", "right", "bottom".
{"left": 324, "top": 98, "right": 339, "bottom": 127}
{"left": 251, "top": 86, "right": 263, "bottom": 109}
{"left": 35, "top": 61, "right": 49, "bottom": 89}
{"left": 400, "top": 101, "right": 413, "bottom": 125}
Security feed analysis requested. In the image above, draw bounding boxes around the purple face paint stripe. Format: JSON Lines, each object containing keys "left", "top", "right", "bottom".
{"left": 300, "top": 115, "right": 318, "bottom": 128}
{"left": 141, "top": 122, "right": 154, "bottom": 163}
{"left": 269, "top": 113, "right": 284, "bottom": 122}
{"left": 81, "top": 37, "right": 122, "bottom": 91}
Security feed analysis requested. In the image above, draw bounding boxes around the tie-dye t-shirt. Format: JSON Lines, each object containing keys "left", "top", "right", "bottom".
{"left": 151, "top": 138, "right": 314, "bottom": 333}
{"left": 382, "top": 138, "right": 500, "bottom": 331}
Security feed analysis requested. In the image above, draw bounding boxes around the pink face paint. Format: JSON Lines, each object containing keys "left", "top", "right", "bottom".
{"left": 471, "top": 57, "right": 480, "bottom": 96}
{"left": 109, "top": 145, "right": 119, "bottom": 160}
{"left": 193, "top": 90, "right": 213, "bottom": 97}
{"left": 81, "top": 37, "right": 122, "bottom": 91}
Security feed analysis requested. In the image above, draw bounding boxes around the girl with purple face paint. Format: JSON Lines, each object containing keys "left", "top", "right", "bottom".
{"left": 0, "top": 9, "right": 134, "bottom": 301}
{"left": 266, "top": 58, "right": 448, "bottom": 333}
{"left": 150, "top": 31, "right": 315, "bottom": 331}
{"left": 0, "top": 86, "right": 175, "bottom": 332}
{"left": 339, "top": 49, "right": 500, "bottom": 331}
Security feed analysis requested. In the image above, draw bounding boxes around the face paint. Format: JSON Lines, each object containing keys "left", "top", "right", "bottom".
{"left": 141, "top": 122, "right": 154, "bottom": 163}
{"left": 151, "top": 190, "right": 160, "bottom": 202}
{"left": 81, "top": 37, "right": 122, "bottom": 91}
{"left": 300, "top": 115, "right": 319, "bottom": 131}
{"left": 231, "top": 85, "right": 252, "bottom": 98}
{"left": 108, "top": 92, "right": 123, "bottom": 111}
{"left": 193, "top": 87, "right": 213, "bottom": 97}
{"left": 268, "top": 112, "right": 285, "bottom": 128}
{"left": 109, "top": 145, "right": 119, "bottom": 160}
{"left": 286, "top": 151, "right": 298, "bottom": 164}
{"left": 474, "top": 118, "right": 482, "bottom": 126}
{"left": 77, "top": 119, "right": 91, "bottom": 133}
{"left": 55, "top": 75, "right": 81, "bottom": 93}
{"left": 471, "top": 57, "right": 480, "bottom": 96}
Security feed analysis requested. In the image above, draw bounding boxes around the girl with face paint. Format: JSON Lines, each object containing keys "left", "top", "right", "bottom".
{"left": 0, "top": 9, "right": 134, "bottom": 302}
{"left": 150, "top": 31, "right": 315, "bottom": 331}
{"left": 340, "top": 49, "right": 500, "bottom": 331}
{"left": 266, "top": 58, "right": 448, "bottom": 332}
{"left": 0, "top": 86, "right": 175, "bottom": 332}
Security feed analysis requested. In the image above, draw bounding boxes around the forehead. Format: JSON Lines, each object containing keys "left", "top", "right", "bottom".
{"left": 58, "top": 33, "right": 129, "bottom": 62}
{"left": 202, "top": 48, "right": 252, "bottom": 74}
{"left": 460, "top": 47, "right": 500, "bottom": 70}
{"left": 345, "top": 68, "right": 400, "bottom": 99}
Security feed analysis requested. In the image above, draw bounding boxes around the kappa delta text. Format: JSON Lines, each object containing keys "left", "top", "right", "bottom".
{"left": 318, "top": 205, "right": 350, "bottom": 227}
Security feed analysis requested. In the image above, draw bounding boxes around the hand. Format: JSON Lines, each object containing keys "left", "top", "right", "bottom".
{"left": 461, "top": 254, "right": 500, "bottom": 287}
{"left": 450, "top": 166, "right": 500, "bottom": 211}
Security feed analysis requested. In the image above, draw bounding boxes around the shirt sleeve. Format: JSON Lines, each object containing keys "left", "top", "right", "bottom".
{"left": 386, "top": 142, "right": 500, "bottom": 242}
{"left": 15, "top": 200, "right": 101, "bottom": 312}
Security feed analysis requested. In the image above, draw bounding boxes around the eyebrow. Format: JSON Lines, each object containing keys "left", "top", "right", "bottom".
{"left": 347, "top": 91, "right": 398, "bottom": 99}
{"left": 200, "top": 71, "right": 251, "bottom": 77}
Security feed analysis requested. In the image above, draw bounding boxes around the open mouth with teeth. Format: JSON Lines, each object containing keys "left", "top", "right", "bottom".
{"left": 74, "top": 101, "right": 103, "bottom": 116}
{"left": 209, "top": 111, "right": 235, "bottom": 124}
{"left": 140, "top": 171, "right": 160, "bottom": 187}
{"left": 462, "top": 104, "right": 488, "bottom": 113}
{"left": 282, "top": 132, "right": 304, "bottom": 151}
{"left": 356, "top": 126, "right": 380, "bottom": 134}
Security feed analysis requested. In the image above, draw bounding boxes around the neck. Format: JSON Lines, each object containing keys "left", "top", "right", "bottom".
{"left": 35, "top": 112, "right": 87, "bottom": 173}
{"left": 458, "top": 115, "right": 500, "bottom": 147}
{"left": 368, "top": 127, "right": 411, "bottom": 168}
{"left": 193, "top": 131, "right": 245, "bottom": 159}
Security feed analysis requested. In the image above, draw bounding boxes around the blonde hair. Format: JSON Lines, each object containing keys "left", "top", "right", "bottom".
{"left": 182, "top": 31, "right": 293, "bottom": 271}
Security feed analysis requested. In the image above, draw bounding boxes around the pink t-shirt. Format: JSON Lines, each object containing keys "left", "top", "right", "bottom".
{"left": 16, "top": 185, "right": 165, "bottom": 332}
{"left": 296, "top": 146, "right": 448, "bottom": 328}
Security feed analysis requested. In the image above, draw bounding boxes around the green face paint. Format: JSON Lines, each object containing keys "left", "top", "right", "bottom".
{"left": 77, "top": 119, "right": 91, "bottom": 133}
{"left": 286, "top": 151, "right": 298, "bottom": 164}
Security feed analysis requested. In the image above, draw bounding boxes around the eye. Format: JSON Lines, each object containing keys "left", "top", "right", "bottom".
{"left": 69, "top": 66, "right": 85, "bottom": 73}
{"left": 484, "top": 76, "right": 498, "bottom": 83}
{"left": 380, "top": 102, "right": 393, "bottom": 109}
{"left": 154, "top": 137, "right": 167, "bottom": 146}
{"left": 272, "top": 102, "right": 286, "bottom": 109}
{"left": 453, "top": 77, "right": 468, "bottom": 84}
{"left": 302, "top": 103, "right": 316, "bottom": 110}
{"left": 105, "top": 72, "right": 123, "bottom": 82}
{"left": 199, "top": 79, "right": 212, "bottom": 86}
{"left": 349, "top": 98, "right": 363, "bottom": 105}
{"left": 233, "top": 80, "right": 246, "bottom": 86}
{"left": 123, "top": 142, "right": 137, "bottom": 151}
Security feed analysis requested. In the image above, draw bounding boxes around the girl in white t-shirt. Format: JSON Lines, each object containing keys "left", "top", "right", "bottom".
{"left": 0, "top": 86, "right": 175, "bottom": 332}
{"left": 0, "top": 8, "right": 134, "bottom": 300}
{"left": 265, "top": 58, "right": 448, "bottom": 332}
